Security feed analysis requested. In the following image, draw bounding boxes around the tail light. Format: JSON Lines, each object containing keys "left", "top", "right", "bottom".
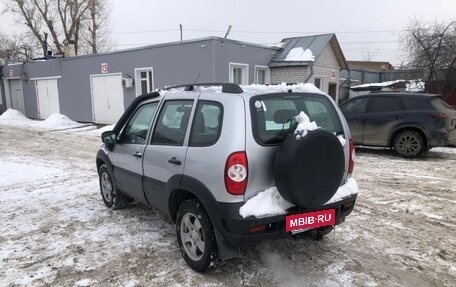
{"left": 225, "top": 151, "right": 248, "bottom": 195}
{"left": 348, "top": 139, "right": 355, "bottom": 175}
{"left": 427, "top": 112, "right": 448, "bottom": 120}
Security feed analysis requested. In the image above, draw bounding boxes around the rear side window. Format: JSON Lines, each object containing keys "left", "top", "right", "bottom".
{"left": 151, "top": 100, "right": 193, "bottom": 146}
{"left": 189, "top": 101, "right": 223, "bottom": 146}
{"left": 402, "top": 98, "right": 425, "bottom": 110}
{"left": 370, "top": 97, "right": 403, "bottom": 112}
{"left": 250, "top": 93, "right": 343, "bottom": 145}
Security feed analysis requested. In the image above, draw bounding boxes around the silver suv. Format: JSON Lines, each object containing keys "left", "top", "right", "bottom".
{"left": 96, "top": 83, "right": 357, "bottom": 272}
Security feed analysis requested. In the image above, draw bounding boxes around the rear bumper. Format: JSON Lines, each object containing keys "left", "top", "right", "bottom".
{"left": 209, "top": 194, "right": 357, "bottom": 246}
{"left": 429, "top": 129, "right": 456, "bottom": 147}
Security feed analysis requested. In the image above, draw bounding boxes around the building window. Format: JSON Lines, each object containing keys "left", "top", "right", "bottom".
{"left": 314, "top": 77, "right": 323, "bottom": 89}
{"left": 135, "top": 67, "right": 154, "bottom": 96}
{"left": 229, "top": 63, "right": 249, "bottom": 85}
{"left": 255, "top": 66, "right": 271, "bottom": 84}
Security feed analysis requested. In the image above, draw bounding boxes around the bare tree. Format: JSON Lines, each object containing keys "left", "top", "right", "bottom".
{"left": 80, "top": 0, "right": 112, "bottom": 54}
{"left": 361, "top": 45, "right": 379, "bottom": 62}
{"left": 402, "top": 18, "right": 456, "bottom": 93}
{"left": 2, "top": 0, "right": 112, "bottom": 56}
{"left": 0, "top": 33, "right": 28, "bottom": 62}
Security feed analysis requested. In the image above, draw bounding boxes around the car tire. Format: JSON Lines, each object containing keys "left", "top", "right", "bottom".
{"left": 393, "top": 131, "right": 424, "bottom": 158}
{"left": 176, "top": 199, "right": 218, "bottom": 272}
{"left": 98, "top": 164, "right": 128, "bottom": 209}
{"left": 274, "top": 129, "right": 345, "bottom": 209}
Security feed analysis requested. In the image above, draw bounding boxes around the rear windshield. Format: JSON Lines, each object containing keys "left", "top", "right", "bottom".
{"left": 250, "top": 93, "right": 343, "bottom": 145}
{"left": 431, "top": 97, "right": 455, "bottom": 111}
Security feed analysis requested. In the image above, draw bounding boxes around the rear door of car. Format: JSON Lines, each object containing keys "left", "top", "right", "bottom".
{"left": 142, "top": 95, "right": 195, "bottom": 213}
{"left": 363, "top": 95, "right": 406, "bottom": 146}
{"left": 339, "top": 97, "right": 370, "bottom": 144}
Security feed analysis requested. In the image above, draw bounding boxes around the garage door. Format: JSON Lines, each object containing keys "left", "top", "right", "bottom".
{"left": 36, "top": 79, "right": 60, "bottom": 119}
{"left": 91, "top": 74, "right": 124, "bottom": 124}
{"left": 9, "top": 80, "right": 25, "bottom": 114}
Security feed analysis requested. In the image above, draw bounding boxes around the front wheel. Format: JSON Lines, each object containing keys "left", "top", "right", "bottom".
{"left": 176, "top": 199, "right": 218, "bottom": 272}
{"left": 98, "top": 164, "right": 128, "bottom": 209}
{"left": 393, "top": 131, "right": 424, "bottom": 158}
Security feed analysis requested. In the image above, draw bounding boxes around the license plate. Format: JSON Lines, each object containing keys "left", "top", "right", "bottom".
{"left": 286, "top": 209, "right": 335, "bottom": 232}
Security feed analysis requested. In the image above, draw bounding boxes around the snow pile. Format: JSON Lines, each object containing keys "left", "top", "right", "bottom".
{"left": 324, "top": 177, "right": 358, "bottom": 204}
{"left": 239, "top": 187, "right": 294, "bottom": 218}
{"left": 269, "top": 42, "right": 285, "bottom": 48}
{"left": 351, "top": 80, "right": 406, "bottom": 89}
{"left": 41, "top": 113, "right": 85, "bottom": 129}
{"left": 294, "top": 111, "right": 318, "bottom": 139}
{"left": 0, "top": 109, "right": 32, "bottom": 122}
{"left": 284, "top": 47, "right": 315, "bottom": 62}
{"left": 242, "top": 83, "right": 325, "bottom": 95}
{"left": 239, "top": 178, "right": 359, "bottom": 218}
{"left": 337, "top": 134, "right": 346, "bottom": 146}
{"left": 0, "top": 109, "right": 92, "bottom": 131}
{"left": 163, "top": 83, "right": 327, "bottom": 96}
{"left": 406, "top": 80, "right": 425, "bottom": 92}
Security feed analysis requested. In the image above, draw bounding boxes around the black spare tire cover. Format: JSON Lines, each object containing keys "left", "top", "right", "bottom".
{"left": 274, "top": 129, "right": 345, "bottom": 209}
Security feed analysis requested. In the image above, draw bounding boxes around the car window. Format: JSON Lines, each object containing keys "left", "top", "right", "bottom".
{"left": 402, "top": 97, "right": 429, "bottom": 110}
{"left": 151, "top": 100, "right": 193, "bottom": 146}
{"left": 370, "top": 97, "right": 403, "bottom": 112}
{"left": 250, "top": 93, "right": 343, "bottom": 145}
{"left": 189, "top": 101, "right": 223, "bottom": 147}
{"left": 119, "top": 102, "right": 158, "bottom": 144}
{"left": 340, "top": 98, "right": 369, "bottom": 114}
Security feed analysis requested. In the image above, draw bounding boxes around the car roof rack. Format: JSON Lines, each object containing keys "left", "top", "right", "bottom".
{"left": 163, "top": 83, "right": 244, "bottom": 94}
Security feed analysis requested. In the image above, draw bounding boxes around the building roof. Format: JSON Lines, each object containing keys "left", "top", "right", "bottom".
{"left": 347, "top": 61, "right": 394, "bottom": 72}
{"left": 26, "top": 36, "right": 277, "bottom": 63}
{"left": 269, "top": 34, "right": 347, "bottom": 69}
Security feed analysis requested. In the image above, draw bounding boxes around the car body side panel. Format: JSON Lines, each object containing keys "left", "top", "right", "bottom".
{"left": 363, "top": 110, "right": 406, "bottom": 146}
{"left": 112, "top": 144, "right": 148, "bottom": 204}
{"left": 342, "top": 113, "right": 365, "bottom": 144}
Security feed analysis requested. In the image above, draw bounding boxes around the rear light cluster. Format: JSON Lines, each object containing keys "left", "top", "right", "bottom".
{"left": 225, "top": 151, "right": 248, "bottom": 195}
{"left": 427, "top": 112, "right": 448, "bottom": 120}
{"left": 348, "top": 139, "right": 355, "bottom": 175}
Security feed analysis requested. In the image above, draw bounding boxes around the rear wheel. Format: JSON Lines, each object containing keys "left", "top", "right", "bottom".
{"left": 393, "top": 131, "right": 424, "bottom": 158}
{"left": 176, "top": 199, "right": 218, "bottom": 272}
{"left": 98, "top": 164, "right": 128, "bottom": 209}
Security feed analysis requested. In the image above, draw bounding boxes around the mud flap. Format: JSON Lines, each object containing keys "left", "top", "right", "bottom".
{"left": 214, "top": 229, "right": 241, "bottom": 261}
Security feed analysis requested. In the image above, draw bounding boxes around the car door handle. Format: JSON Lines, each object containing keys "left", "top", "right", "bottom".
{"left": 393, "top": 115, "right": 402, "bottom": 119}
{"left": 168, "top": 157, "right": 181, "bottom": 165}
{"left": 133, "top": 151, "right": 142, "bottom": 158}
{"left": 353, "top": 118, "right": 360, "bottom": 122}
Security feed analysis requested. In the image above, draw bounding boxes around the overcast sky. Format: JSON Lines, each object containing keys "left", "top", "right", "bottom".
{"left": 1, "top": 0, "right": 456, "bottom": 66}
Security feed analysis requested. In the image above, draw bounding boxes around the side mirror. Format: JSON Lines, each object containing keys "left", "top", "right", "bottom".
{"left": 101, "top": 131, "right": 117, "bottom": 144}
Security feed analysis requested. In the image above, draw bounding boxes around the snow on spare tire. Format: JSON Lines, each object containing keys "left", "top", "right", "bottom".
{"left": 274, "top": 111, "right": 345, "bottom": 209}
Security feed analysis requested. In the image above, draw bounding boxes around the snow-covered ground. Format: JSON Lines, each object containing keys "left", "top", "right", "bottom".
{"left": 1, "top": 119, "right": 456, "bottom": 286}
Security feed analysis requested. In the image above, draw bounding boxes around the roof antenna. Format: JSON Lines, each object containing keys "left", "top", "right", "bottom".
{"left": 193, "top": 73, "right": 200, "bottom": 83}
{"left": 222, "top": 25, "right": 232, "bottom": 46}
{"left": 179, "top": 24, "right": 183, "bottom": 43}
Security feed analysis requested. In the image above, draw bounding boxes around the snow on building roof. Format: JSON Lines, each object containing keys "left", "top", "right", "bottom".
{"left": 269, "top": 33, "right": 347, "bottom": 69}
{"left": 284, "top": 47, "right": 315, "bottom": 62}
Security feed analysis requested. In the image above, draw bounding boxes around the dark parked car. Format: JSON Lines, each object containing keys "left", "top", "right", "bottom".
{"left": 339, "top": 92, "right": 456, "bottom": 157}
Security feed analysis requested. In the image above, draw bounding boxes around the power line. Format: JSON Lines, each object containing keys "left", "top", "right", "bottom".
{"left": 110, "top": 28, "right": 406, "bottom": 36}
